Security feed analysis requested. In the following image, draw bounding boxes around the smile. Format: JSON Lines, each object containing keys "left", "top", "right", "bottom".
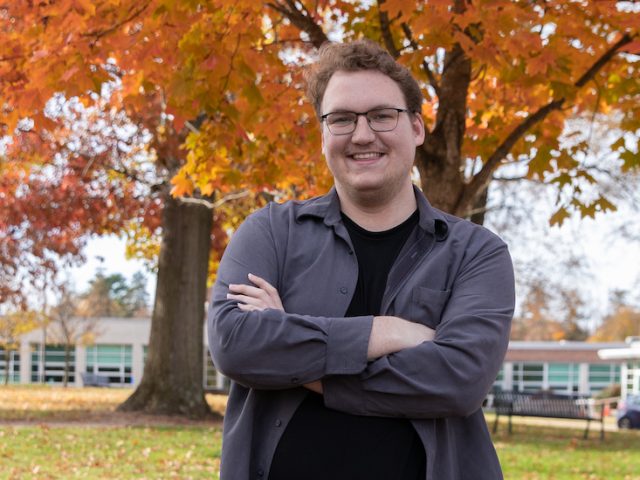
{"left": 350, "top": 152, "right": 384, "bottom": 160}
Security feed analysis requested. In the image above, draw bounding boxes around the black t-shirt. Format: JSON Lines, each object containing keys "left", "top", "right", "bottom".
{"left": 269, "top": 211, "right": 425, "bottom": 480}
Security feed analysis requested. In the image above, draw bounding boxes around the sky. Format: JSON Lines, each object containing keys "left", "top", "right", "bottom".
{"left": 68, "top": 235, "right": 157, "bottom": 303}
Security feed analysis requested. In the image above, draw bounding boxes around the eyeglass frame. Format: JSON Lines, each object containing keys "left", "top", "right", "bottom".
{"left": 320, "top": 107, "right": 414, "bottom": 135}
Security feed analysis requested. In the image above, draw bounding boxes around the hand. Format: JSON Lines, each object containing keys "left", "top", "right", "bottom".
{"left": 227, "top": 273, "right": 284, "bottom": 312}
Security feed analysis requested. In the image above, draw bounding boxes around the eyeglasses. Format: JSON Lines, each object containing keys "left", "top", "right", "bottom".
{"left": 321, "top": 108, "right": 411, "bottom": 135}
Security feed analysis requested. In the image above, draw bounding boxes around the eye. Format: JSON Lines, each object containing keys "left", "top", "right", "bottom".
{"left": 369, "top": 109, "right": 396, "bottom": 122}
{"left": 327, "top": 113, "right": 355, "bottom": 125}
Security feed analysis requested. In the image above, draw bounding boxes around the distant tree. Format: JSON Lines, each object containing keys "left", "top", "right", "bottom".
{"left": 590, "top": 292, "right": 640, "bottom": 342}
{"left": 0, "top": 311, "right": 37, "bottom": 384}
{"left": 48, "top": 283, "right": 101, "bottom": 387}
{"left": 123, "top": 271, "right": 150, "bottom": 317}
{"left": 76, "top": 270, "right": 149, "bottom": 318}
{"left": 511, "top": 279, "right": 588, "bottom": 341}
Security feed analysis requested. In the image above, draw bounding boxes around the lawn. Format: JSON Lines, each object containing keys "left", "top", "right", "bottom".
{"left": 492, "top": 421, "right": 640, "bottom": 479}
{"left": 2, "top": 386, "right": 640, "bottom": 479}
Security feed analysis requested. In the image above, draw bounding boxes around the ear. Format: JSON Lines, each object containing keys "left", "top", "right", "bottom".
{"left": 412, "top": 113, "right": 426, "bottom": 147}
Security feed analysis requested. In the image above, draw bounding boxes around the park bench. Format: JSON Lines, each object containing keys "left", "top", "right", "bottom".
{"left": 81, "top": 372, "right": 110, "bottom": 387}
{"left": 492, "top": 390, "right": 605, "bottom": 440}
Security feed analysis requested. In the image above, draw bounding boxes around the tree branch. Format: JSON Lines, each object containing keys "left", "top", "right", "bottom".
{"left": 178, "top": 190, "right": 250, "bottom": 210}
{"left": 576, "top": 33, "right": 633, "bottom": 88}
{"left": 266, "top": 1, "right": 328, "bottom": 49}
{"left": 81, "top": 1, "right": 151, "bottom": 41}
{"left": 377, "top": 0, "right": 400, "bottom": 58}
{"left": 455, "top": 32, "right": 636, "bottom": 214}
{"left": 401, "top": 22, "right": 441, "bottom": 97}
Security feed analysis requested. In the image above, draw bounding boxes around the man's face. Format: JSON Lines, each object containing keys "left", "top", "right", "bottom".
{"left": 320, "top": 69, "right": 425, "bottom": 203}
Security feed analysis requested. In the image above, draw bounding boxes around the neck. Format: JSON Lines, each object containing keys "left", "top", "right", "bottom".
{"left": 336, "top": 183, "right": 417, "bottom": 232}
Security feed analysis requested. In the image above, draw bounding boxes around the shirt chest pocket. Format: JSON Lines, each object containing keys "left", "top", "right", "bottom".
{"left": 407, "top": 286, "right": 451, "bottom": 329}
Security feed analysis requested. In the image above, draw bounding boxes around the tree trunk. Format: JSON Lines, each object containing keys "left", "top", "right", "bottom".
{"left": 118, "top": 193, "right": 214, "bottom": 418}
{"left": 416, "top": 43, "right": 474, "bottom": 218}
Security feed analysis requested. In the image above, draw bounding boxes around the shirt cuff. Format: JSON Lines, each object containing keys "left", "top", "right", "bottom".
{"left": 324, "top": 315, "right": 373, "bottom": 375}
{"left": 322, "top": 374, "right": 366, "bottom": 415}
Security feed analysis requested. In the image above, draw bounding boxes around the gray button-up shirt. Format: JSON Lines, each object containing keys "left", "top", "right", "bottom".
{"left": 208, "top": 186, "right": 515, "bottom": 480}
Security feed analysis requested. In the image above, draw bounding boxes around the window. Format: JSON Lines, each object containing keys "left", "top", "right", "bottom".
{"left": 0, "top": 348, "right": 20, "bottom": 384}
{"left": 548, "top": 363, "right": 580, "bottom": 394}
{"left": 588, "top": 364, "right": 621, "bottom": 394}
{"left": 30, "top": 344, "right": 76, "bottom": 384}
{"left": 512, "top": 363, "right": 544, "bottom": 392}
{"left": 86, "top": 345, "right": 133, "bottom": 386}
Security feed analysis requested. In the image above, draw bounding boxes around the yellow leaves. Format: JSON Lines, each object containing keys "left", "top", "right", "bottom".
{"left": 549, "top": 207, "right": 570, "bottom": 227}
{"left": 170, "top": 171, "right": 195, "bottom": 197}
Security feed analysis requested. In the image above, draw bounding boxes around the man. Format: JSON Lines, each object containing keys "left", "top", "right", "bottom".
{"left": 208, "top": 40, "right": 514, "bottom": 480}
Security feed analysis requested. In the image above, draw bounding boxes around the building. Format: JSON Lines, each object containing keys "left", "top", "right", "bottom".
{"left": 494, "top": 340, "right": 626, "bottom": 396}
{"left": 598, "top": 337, "right": 640, "bottom": 398}
{"left": 0, "top": 317, "right": 227, "bottom": 391}
{"left": 0, "top": 318, "right": 633, "bottom": 397}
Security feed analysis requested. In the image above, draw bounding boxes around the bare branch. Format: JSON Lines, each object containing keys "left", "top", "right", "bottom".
{"left": 178, "top": 190, "right": 250, "bottom": 210}
{"left": 266, "top": 1, "right": 328, "bottom": 49}
{"left": 455, "top": 32, "right": 637, "bottom": 214}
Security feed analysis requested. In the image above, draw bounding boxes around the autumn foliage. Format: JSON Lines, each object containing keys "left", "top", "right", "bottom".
{"left": 1, "top": 0, "right": 638, "bottom": 414}
{"left": 2, "top": 1, "right": 639, "bottom": 264}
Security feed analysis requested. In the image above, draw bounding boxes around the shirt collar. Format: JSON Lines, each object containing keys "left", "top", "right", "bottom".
{"left": 296, "top": 185, "right": 449, "bottom": 241}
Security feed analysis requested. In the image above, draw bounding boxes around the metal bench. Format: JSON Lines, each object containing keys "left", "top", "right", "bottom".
{"left": 81, "top": 372, "right": 110, "bottom": 387}
{"left": 492, "top": 390, "right": 605, "bottom": 440}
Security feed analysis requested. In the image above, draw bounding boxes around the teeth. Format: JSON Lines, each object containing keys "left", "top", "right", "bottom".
{"left": 352, "top": 152, "right": 382, "bottom": 159}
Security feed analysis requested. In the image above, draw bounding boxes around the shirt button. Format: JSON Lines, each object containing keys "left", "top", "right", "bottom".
{"left": 339, "top": 287, "right": 348, "bottom": 294}
{"left": 291, "top": 377, "right": 299, "bottom": 384}
{"left": 275, "top": 419, "right": 282, "bottom": 427}
{"left": 257, "top": 468, "right": 264, "bottom": 477}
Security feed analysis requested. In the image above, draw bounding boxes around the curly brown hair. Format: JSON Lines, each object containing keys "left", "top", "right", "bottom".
{"left": 304, "top": 39, "right": 423, "bottom": 119}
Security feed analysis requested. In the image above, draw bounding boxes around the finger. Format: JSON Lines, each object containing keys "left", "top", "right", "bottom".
{"left": 227, "top": 293, "right": 267, "bottom": 308}
{"left": 247, "top": 273, "right": 278, "bottom": 294}
{"left": 237, "top": 303, "right": 260, "bottom": 312}
{"left": 228, "top": 283, "right": 269, "bottom": 299}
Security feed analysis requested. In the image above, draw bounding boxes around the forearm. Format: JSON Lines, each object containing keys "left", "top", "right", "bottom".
{"left": 367, "top": 315, "right": 435, "bottom": 360}
{"left": 209, "top": 298, "right": 373, "bottom": 390}
{"left": 306, "top": 317, "right": 434, "bottom": 394}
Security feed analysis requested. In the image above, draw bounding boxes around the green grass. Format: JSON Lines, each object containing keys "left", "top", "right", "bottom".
{"left": 493, "top": 421, "right": 640, "bottom": 480}
{"left": 0, "top": 425, "right": 221, "bottom": 479}
{"left": 3, "top": 386, "right": 640, "bottom": 479}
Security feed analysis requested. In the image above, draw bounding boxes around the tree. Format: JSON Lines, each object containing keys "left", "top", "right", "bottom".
{"left": 0, "top": 311, "right": 37, "bottom": 384}
{"left": 510, "top": 278, "right": 589, "bottom": 341}
{"left": 1, "top": 1, "right": 638, "bottom": 416}
{"left": 1, "top": 0, "right": 284, "bottom": 417}
{"left": 76, "top": 270, "right": 149, "bottom": 318}
{"left": 48, "top": 282, "right": 101, "bottom": 387}
{"left": 590, "top": 292, "right": 640, "bottom": 341}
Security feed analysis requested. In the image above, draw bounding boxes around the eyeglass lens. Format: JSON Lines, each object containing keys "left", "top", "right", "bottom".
{"left": 325, "top": 108, "right": 401, "bottom": 134}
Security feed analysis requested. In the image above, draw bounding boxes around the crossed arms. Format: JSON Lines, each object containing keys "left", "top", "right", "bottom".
{"left": 227, "top": 273, "right": 436, "bottom": 393}
{"left": 208, "top": 207, "right": 514, "bottom": 418}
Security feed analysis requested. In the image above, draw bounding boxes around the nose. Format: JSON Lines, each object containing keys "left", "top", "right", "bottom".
{"left": 350, "top": 114, "right": 376, "bottom": 144}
